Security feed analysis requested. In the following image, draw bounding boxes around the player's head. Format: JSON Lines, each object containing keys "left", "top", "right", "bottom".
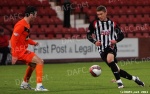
{"left": 0, "top": 28, "right": 4, "bottom": 36}
{"left": 25, "top": 6, "right": 37, "bottom": 23}
{"left": 96, "top": 5, "right": 107, "bottom": 21}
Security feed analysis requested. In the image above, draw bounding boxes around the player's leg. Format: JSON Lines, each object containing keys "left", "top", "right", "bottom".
{"left": 107, "top": 53, "right": 124, "bottom": 88}
{"left": 19, "top": 51, "right": 36, "bottom": 90}
{"left": 19, "top": 50, "right": 47, "bottom": 91}
{"left": 20, "top": 63, "right": 36, "bottom": 89}
{"left": 119, "top": 69, "right": 144, "bottom": 86}
{"left": 100, "top": 51, "right": 123, "bottom": 88}
{"left": 24, "top": 63, "right": 36, "bottom": 82}
{"left": 31, "top": 55, "right": 48, "bottom": 91}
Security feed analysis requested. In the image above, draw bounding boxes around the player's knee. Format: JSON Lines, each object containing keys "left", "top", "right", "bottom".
{"left": 38, "top": 59, "right": 44, "bottom": 64}
{"left": 29, "top": 63, "right": 36, "bottom": 68}
{"left": 32, "top": 55, "right": 44, "bottom": 64}
{"left": 107, "top": 58, "right": 113, "bottom": 63}
{"left": 41, "top": 59, "right": 44, "bottom": 64}
{"left": 107, "top": 54, "right": 114, "bottom": 63}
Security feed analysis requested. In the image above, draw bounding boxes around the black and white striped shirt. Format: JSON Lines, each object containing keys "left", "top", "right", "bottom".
{"left": 87, "top": 18, "right": 124, "bottom": 53}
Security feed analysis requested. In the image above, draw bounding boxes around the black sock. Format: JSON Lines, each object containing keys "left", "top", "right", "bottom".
{"left": 108, "top": 62, "right": 120, "bottom": 80}
{"left": 120, "top": 69, "right": 132, "bottom": 80}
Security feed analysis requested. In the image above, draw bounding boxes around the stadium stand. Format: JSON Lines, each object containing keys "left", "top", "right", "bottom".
{"left": 0, "top": 0, "right": 149, "bottom": 39}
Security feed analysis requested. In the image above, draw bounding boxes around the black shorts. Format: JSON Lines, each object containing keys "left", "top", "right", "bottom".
{"left": 100, "top": 47, "right": 118, "bottom": 65}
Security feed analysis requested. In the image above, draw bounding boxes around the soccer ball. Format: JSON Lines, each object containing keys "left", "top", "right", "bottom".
{"left": 89, "top": 65, "right": 101, "bottom": 77}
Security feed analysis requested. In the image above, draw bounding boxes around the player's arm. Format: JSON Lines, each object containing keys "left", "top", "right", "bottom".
{"left": 26, "top": 38, "right": 38, "bottom": 46}
{"left": 87, "top": 21, "right": 97, "bottom": 44}
{"left": 11, "top": 25, "right": 24, "bottom": 54}
{"left": 110, "top": 23, "right": 124, "bottom": 45}
{"left": 115, "top": 25, "right": 124, "bottom": 42}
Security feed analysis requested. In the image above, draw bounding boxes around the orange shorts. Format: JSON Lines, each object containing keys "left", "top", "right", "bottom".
{"left": 18, "top": 50, "right": 36, "bottom": 64}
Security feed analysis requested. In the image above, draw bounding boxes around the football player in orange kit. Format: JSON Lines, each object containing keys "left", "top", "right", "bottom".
{"left": 10, "top": 6, "right": 48, "bottom": 91}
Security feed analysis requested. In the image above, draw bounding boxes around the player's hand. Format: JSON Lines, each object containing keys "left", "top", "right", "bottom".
{"left": 12, "top": 56, "right": 18, "bottom": 65}
{"left": 34, "top": 42, "right": 39, "bottom": 46}
{"left": 110, "top": 40, "right": 117, "bottom": 45}
{"left": 95, "top": 41, "right": 101, "bottom": 46}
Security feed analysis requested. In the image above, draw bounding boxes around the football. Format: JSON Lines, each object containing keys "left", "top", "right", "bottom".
{"left": 89, "top": 65, "right": 101, "bottom": 77}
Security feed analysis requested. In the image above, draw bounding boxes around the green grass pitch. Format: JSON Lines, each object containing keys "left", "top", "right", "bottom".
{"left": 0, "top": 61, "right": 149, "bottom": 94}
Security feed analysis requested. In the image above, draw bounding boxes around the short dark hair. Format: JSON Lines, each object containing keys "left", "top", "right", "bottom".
{"left": 0, "top": 28, "right": 4, "bottom": 32}
{"left": 97, "top": 5, "right": 107, "bottom": 12}
{"left": 25, "top": 6, "right": 37, "bottom": 17}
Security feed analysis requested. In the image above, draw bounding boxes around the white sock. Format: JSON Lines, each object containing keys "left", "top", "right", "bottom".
{"left": 37, "top": 83, "right": 42, "bottom": 87}
{"left": 21, "top": 81, "right": 28, "bottom": 85}
{"left": 132, "top": 76, "right": 136, "bottom": 81}
{"left": 116, "top": 79, "right": 123, "bottom": 83}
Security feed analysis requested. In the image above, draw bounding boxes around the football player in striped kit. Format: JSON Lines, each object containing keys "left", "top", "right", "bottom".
{"left": 87, "top": 5, "right": 144, "bottom": 88}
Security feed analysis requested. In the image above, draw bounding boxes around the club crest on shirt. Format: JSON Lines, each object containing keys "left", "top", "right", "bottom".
{"left": 100, "top": 30, "right": 110, "bottom": 35}
{"left": 24, "top": 27, "right": 30, "bottom": 33}
{"left": 13, "top": 32, "right": 19, "bottom": 36}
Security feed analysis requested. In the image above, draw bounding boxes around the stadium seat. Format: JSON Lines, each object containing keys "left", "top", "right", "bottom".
{"left": 39, "top": 34, "right": 47, "bottom": 39}
{"left": 106, "top": 6, "right": 113, "bottom": 15}
{"left": 142, "top": 14, "right": 150, "bottom": 23}
{"left": 135, "top": 0, "right": 143, "bottom": 6}
{"left": 30, "top": 34, "right": 38, "bottom": 39}
{"left": 6, "top": 34, "right": 11, "bottom": 40}
{"left": 63, "top": 28, "right": 72, "bottom": 39}
{"left": 45, "top": 27, "right": 54, "bottom": 35}
{"left": 66, "top": 27, "right": 79, "bottom": 39}
{"left": 89, "top": 16, "right": 96, "bottom": 22}
{"left": 120, "top": 6, "right": 128, "bottom": 15}
{"left": 38, "top": 7, "right": 46, "bottom": 16}
{"left": 112, "top": 7, "right": 120, "bottom": 15}
{"left": 80, "top": 34, "right": 87, "bottom": 39}
{"left": 46, "top": 18, "right": 55, "bottom": 25}
{"left": 127, "top": 6, "right": 135, "bottom": 15}
{"left": 88, "top": 1, "right": 97, "bottom": 7}
{"left": 47, "top": 34, "right": 54, "bottom": 39}
{"left": 143, "top": 33, "right": 150, "bottom": 38}
{"left": 64, "top": 34, "right": 72, "bottom": 39}
{"left": 127, "top": 33, "right": 135, "bottom": 38}
{"left": 135, "top": 33, "right": 143, "bottom": 38}
{"left": 87, "top": 10, "right": 95, "bottom": 16}
{"left": 49, "top": 9, "right": 57, "bottom": 17}
{"left": 53, "top": 17, "right": 63, "bottom": 25}
{"left": 54, "top": 28, "right": 62, "bottom": 34}
{"left": 40, "top": 0, "right": 51, "bottom": 6}
{"left": 119, "top": 15, "right": 127, "bottom": 24}
{"left": 112, "top": 15, "right": 120, "bottom": 23}
{"left": 120, "top": 24, "right": 127, "bottom": 33}
{"left": 62, "top": 28, "right": 70, "bottom": 34}
{"left": 55, "top": 34, "right": 63, "bottom": 39}
{"left": 74, "top": 8, "right": 81, "bottom": 14}
{"left": 128, "top": 15, "right": 135, "bottom": 24}
{"left": 78, "top": 28, "right": 86, "bottom": 34}
{"left": 3, "top": 28, "right": 11, "bottom": 35}
{"left": 6, "top": 25, "right": 13, "bottom": 31}
{"left": 142, "top": 6, "right": 150, "bottom": 14}
{"left": 57, "top": 24, "right": 63, "bottom": 29}
{"left": 83, "top": 7, "right": 89, "bottom": 13}
{"left": 49, "top": 25, "right": 55, "bottom": 30}
{"left": 135, "top": 6, "right": 143, "bottom": 14}
{"left": 125, "top": 0, "right": 134, "bottom": 6}
{"left": 70, "top": 28, "right": 78, "bottom": 34}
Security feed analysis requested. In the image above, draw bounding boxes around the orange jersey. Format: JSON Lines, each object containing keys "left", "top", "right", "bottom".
{"left": 10, "top": 19, "right": 36, "bottom": 57}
